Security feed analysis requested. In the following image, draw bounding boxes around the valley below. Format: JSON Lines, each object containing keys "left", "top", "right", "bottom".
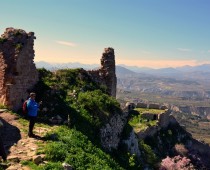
{"left": 116, "top": 65, "right": 210, "bottom": 146}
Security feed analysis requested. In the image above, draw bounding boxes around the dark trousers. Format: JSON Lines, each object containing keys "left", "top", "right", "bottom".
{"left": 28, "top": 116, "right": 36, "bottom": 135}
{"left": 0, "top": 134, "right": 6, "bottom": 160}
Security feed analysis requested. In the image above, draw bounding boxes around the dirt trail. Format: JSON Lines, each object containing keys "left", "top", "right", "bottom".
{"left": 0, "top": 110, "right": 50, "bottom": 170}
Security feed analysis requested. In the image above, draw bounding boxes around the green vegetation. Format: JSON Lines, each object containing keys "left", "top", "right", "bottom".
{"left": 28, "top": 68, "right": 122, "bottom": 143}
{"left": 21, "top": 160, "right": 63, "bottom": 170}
{"left": 0, "top": 38, "right": 7, "bottom": 44}
{"left": 0, "top": 104, "right": 7, "bottom": 109}
{"left": 135, "top": 108, "right": 164, "bottom": 114}
{"left": 129, "top": 114, "right": 157, "bottom": 132}
{"left": 14, "top": 30, "right": 22, "bottom": 36}
{"left": 139, "top": 140, "right": 158, "bottom": 166}
{"left": 128, "top": 110, "right": 158, "bottom": 133}
{"left": 144, "top": 124, "right": 190, "bottom": 158}
{"left": 17, "top": 68, "right": 128, "bottom": 169}
{"left": 23, "top": 126, "right": 124, "bottom": 170}
{"left": 17, "top": 68, "right": 192, "bottom": 169}
{"left": 15, "top": 43, "right": 23, "bottom": 50}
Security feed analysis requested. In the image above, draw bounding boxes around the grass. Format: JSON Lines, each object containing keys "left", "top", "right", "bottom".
{"left": 21, "top": 160, "right": 63, "bottom": 170}
{"left": 128, "top": 113, "right": 158, "bottom": 133}
{"left": 0, "top": 104, "right": 7, "bottom": 109}
{"left": 10, "top": 68, "right": 132, "bottom": 169}
{"left": 128, "top": 108, "right": 162, "bottom": 133}
{"left": 42, "top": 126, "right": 124, "bottom": 170}
{"left": 135, "top": 108, "right": 164, "bottom": 114}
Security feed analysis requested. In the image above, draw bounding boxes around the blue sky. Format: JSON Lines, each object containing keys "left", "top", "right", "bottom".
{"left": 1, "top": 0, "right": 210, "bottom": 68}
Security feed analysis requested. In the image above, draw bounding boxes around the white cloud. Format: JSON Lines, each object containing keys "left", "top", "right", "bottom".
{"left": 208, "top": 50, "right": 210, "bottom": 53}
{"left": 56, "top": 40, "right": 77, "bottom": 47}
{"left": 177, "top": 48, "right": 192, "bottom": 52}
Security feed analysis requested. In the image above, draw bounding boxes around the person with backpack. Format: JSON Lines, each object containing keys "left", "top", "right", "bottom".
{"left": 27, "top": 92, "right": 42, "bottom": 137}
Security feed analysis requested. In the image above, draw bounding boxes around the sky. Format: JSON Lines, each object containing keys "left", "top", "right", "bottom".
{"left": 1, "top": 0, "right": 210, "bottom": 68}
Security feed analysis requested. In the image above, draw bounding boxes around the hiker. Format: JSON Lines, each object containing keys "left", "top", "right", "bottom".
{"left": 27, "top": 92, "right": 42, "bottom": 137}
{"left": 0, "top": 120, "right": 7, "bottom": 161}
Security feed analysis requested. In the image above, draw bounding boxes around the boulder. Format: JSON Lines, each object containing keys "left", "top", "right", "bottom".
{"left": 62, "top": 162, "right": 73, "bottom": 170}
{"left": 33, "top": 155, "right": 42, "bottom": 164}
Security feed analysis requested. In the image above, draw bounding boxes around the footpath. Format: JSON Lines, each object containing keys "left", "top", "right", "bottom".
{"left": 0, "top": 110, "right": 50, "bottom": 170}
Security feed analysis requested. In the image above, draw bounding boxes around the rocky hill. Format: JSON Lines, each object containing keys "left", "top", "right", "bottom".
{"left": 1, "top": 28, "right": 210, "bottom": 169}
{"left": 0, "top": 67, "right": 209, "bottom": 169}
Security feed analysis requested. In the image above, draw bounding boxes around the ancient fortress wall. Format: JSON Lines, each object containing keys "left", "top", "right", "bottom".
{"left": 88, "top": 47, "right": 117, "bottom": 98}
{"left": 0, "top": 28, "right": 38, "bottom": 111}
{"left": 0, "top": 28, "right": 117, "bottom": 110}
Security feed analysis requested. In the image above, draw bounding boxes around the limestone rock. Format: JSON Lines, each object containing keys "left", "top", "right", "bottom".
{"left": 62, "top": 162, "right": 73, "bottom": 170}
{"left": 33, "top": 155, "right": 42, "bottom": 164}
{"left": 7, "top": 155, "right": 20, "bottom": 162}
{"left": 100, "top": 111, "right": 128, "bottom": 151}
{"left": 123, "top": 130, "right": 141, "bottom": 158}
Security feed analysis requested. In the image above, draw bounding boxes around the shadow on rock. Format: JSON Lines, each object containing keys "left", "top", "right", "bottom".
{"left": 0, "top": 117, "right": 21, "bottom": 156}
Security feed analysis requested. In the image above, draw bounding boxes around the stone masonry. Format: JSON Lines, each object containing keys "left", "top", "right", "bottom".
{"left": 88, "top": 47, "right": 117, "bottom": 98}
{"left": 0, "top": 28, "right": 38, "bottom": 111}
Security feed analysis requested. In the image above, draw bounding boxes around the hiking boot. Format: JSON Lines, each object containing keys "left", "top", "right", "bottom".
{"left": 28, "top": 133, "right": 35, "bottom": 138}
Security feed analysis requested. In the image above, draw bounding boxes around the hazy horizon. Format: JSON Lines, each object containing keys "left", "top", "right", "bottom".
{"left": 35, "top": 60, "right": 210, "bottom": 70}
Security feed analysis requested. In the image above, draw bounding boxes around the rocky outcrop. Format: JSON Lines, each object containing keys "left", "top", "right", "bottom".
{"left": 137, "top": 125, "right": 159, "bottom": 139}
{"left": 0, "top": 28, "right": 38, "bottom": 110}
{"left": 158, "top": 110, "right": 178, "bottom": 128}
{"left": 137, "top": 110, "right": 178, "bottom": 139}
{"left": 123, "top": 129, "right": 141, "bottom": 158}
{"left": 100, "top": 111, "right": 128, "bottom": 151}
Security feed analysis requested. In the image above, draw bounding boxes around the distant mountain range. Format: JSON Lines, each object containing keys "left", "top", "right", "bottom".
{"left": 35, "top": 61, "right": 99, "bottom": 70}
{"left": 35, "top": 61, "right": 210, "bottom": 76}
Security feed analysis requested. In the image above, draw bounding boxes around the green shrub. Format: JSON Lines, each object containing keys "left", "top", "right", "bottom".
{"left": 44, "top": 126, "right": 124, "bottom": 170}
{"left": 21, "top": 160, "right": 63, "bottom": 170}
{"left": 0, "top": 38, "right": 7, "bottom": 44}
{"left": 15, "top": 43, "right": 23, "bottom": 50}
{"left": 0, "top": 104, "right": 7, "bottom": 109}
{"left": 25, "top": 68, "right": 126, "bottom": 169}
{"left": 139, "top": 140, "right": 158, "bottom": 166}
{"left": 45, "top": 142, "right": 68, "bottom": 161}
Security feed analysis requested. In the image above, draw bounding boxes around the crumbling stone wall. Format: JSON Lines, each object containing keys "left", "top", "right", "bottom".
{"left": 88, "top": 47, "right": 117, "bottom": 98}
{"left": 0, "top": 28, "right": 38, "bottom": 110}
{"left": 136, "top": 102, "right": 148, "bottom": 108}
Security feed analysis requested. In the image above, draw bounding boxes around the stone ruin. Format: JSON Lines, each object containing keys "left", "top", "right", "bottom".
{"left": 0, "top": 28, "right": 38, "bottom": 111}
{"left": 0, "top": 28, "right": 117, "bottom": 110}
{"left": 87, "top": 47, "right": 117, "bottom": 98}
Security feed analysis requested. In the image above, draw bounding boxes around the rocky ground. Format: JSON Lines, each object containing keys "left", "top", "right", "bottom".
{"left": 0, "top": 109, "right": 51, "bottom": 170}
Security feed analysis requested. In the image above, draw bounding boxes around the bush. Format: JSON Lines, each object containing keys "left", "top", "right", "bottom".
{"left": 44, "top": 126, "right": 124, "bottom": 170}
{"left": 160, "top": 155, "right": 195, "bottom": 170}
{"left": 139, "top": 140, "right": 158, "bottom": 166}
{"left": 45, "top": 142, "right": 68, "bottom": 161}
